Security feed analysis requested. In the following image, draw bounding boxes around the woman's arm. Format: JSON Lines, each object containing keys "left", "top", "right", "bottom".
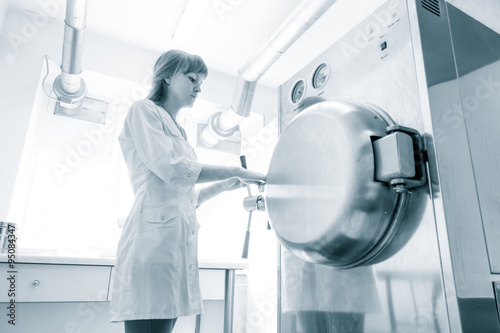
{"left": 195, "top": 165, "right": 265, "bottom": 208}
{"left": 197, "top": 164, "right": 265, "bottom": 184}
{"left": 196, "top": 178, "right": 244, "bottom": 208}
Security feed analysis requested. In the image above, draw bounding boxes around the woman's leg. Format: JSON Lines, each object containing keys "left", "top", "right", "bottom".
{"left": 124, "top": 318, "right": 177, "bottom": 333}
{"left": 151, "top": 318, "right": 177, "bottom": 333}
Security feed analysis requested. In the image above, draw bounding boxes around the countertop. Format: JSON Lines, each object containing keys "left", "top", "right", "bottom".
{"left": 0, "top": 249, "right": 248, "bottom": 270}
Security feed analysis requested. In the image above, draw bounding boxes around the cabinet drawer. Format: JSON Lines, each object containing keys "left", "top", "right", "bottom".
{"left": 107, "top": 267, "right": 226, "bottom": 301}
{"left": 0, "top": 263, "right": 111, "bottom": 302}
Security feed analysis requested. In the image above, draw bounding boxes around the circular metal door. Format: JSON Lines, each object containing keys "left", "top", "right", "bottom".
{"left": 265, "top": 100, "right": 399, "bottom": 268}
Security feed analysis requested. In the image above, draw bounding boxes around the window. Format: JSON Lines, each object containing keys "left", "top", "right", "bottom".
{"left": 9, "top": 60, "right": 271, "bottom": 259}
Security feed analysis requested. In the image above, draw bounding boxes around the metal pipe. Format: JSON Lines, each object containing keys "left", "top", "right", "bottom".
{"left": 53, "top": 0, "right": 88, "bottom": 104}
{"left": 223, "top": 269, "right": 235, "bottom": 333}
{"left": 240, "top": 155, "right": 253, "bottom": 259}
{"left": 239, "top": 0, "right": 336, "bottom": 84}
{"left": 202, "top": 0, "right": 337, "bottom": 145}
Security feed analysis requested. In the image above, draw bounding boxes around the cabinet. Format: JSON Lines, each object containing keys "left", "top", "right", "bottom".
{"left": 0, "top": 261, "right": 238, "bottom": 332}
{"left": 0, "top": 263, "right": 111, "bottom": 303}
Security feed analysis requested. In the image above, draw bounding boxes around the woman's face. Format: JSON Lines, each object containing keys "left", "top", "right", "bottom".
{"left": 167, "top": 71, "right": 204, "bottom": 108}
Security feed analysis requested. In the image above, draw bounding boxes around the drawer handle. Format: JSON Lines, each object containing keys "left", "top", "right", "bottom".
{"left": 33, "top": 280, "right": 40, "bottom": 286}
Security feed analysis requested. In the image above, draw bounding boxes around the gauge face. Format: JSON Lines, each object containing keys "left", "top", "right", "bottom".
{"left": 312, "top": 63, "right": 329, "bottom": 89}
{"left": 290, "top": 80, "right": 305, "bottom": 104}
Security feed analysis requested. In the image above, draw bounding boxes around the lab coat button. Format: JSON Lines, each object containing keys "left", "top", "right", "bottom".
{"left": 192, "top": 231, "right": 195, "bottom": 235}
{"left": 161, "top": 216, "right": 165, "bottom": 220}
{"left": 189, "top": 264, "right": 193, "bottom": 269}
{"left": 186, "top": 172, "right": 192, "bottom": 178}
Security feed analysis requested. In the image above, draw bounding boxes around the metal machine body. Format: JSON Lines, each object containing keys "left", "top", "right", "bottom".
{"left": 270, "top": 0, "right": 500, "bottom": 332}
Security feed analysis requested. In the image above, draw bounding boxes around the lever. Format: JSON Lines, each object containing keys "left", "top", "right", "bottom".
{"left": 240, "top": 155, "right": 252, "bottom": 259}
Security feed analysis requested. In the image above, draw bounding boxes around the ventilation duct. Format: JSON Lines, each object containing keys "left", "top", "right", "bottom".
{"left": 53, "top": 0, "right": 87, "bottom": 108}
{"left": 52, "top": 0, "right": 107, "bottom": 124}
{"left": 198, "top": 0, "right": 337, "bottom": 150}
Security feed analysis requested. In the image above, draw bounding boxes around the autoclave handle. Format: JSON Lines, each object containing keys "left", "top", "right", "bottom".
{"left": 240, "top": 155, "right": 247, "bottom": 169}
{"left": 241, "top": 229, "right": 251, "bottom": 259}
{"left": 240, "top": 155, "right": 252, "bottom": 259}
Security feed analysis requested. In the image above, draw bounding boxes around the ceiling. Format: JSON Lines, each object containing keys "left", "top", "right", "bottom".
{"left": 6, "top": 0, "right": 387, "bottom": 87}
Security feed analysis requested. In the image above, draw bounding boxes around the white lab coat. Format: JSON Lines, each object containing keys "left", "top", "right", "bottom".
{"left": 110, "top": 99, "right": 204, "bottom": 321}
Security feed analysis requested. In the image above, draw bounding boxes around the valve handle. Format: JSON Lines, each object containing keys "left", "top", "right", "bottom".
{"left": 239, "top": 155, "right": 247, "bottom": 169}
{"left": 240, "top": 155, "right": 252, "bottom": 259}
{"left": 242, "top": 212, "right": 252, "bottom": 259}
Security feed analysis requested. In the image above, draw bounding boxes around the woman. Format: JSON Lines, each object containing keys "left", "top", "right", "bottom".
{"left": 110, "top": 49, "right": 266, "bottom": 333}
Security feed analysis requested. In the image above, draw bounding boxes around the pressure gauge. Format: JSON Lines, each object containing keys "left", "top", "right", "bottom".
{"left": 312, "top": 63, "right": 329, "bottom": 89}
{"left": 290, "top": 80, "right": 305, "bottom": 104}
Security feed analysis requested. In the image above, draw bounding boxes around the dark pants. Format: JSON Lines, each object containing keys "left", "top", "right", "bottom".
{"left": 124, "top": 319, "right": 177, "bottom": 333}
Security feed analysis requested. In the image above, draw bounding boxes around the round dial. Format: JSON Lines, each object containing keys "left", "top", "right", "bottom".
{"left": 312, "top": 63, "right": 329, "bottom": 89}
{"left": 290, "top": 80, "right": 305, "bottom": 104}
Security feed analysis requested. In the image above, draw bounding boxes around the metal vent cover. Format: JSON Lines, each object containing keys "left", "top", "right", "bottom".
{"left": 421, "top": 0, "right": 440, "bottom": 16}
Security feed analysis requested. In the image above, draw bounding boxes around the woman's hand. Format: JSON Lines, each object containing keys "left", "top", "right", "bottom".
{"left": 236, "top": 168, "right": 266, "bottom": 185}
{"left": 196, "top": 171, "right": 265, "bottom": 208}
{"left": 220, "top": 178, "right": 246, "bottom": 191}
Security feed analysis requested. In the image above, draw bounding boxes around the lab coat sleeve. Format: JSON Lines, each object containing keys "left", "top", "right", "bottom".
{"left": 122, "top": 99, "right": 203, "bottom": 193}
{"left": 194, "top": 189, "right": 201, "bottom": 208}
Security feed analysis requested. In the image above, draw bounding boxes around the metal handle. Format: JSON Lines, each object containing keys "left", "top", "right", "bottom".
{"left": 386, "top": 125, "right": 427, "bottom": 189}
{"left": 239, "top": 155, "right": 247, "bottom": 169}
{"left": 240, "top": 155, "right": 252, "bottom": 259}
{"left": 240, "top": 155, "right": 252, "bottom": 197}
{"left": 243, "top": 195, "right": 266, "bottom": 212}
{"left": 241, "top": 229, "right": 251, "bottom": 259}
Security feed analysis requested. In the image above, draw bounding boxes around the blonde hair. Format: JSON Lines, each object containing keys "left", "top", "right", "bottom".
{"left": 147, "top": 49, "right": 208, "bottom": 104}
